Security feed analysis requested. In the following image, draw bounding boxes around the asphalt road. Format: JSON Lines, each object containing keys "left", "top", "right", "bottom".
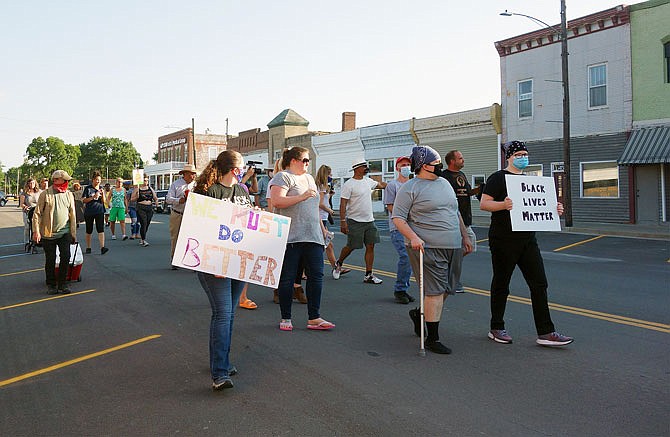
{"left": 1, "top": 202, "right": 668, "bottom": 436}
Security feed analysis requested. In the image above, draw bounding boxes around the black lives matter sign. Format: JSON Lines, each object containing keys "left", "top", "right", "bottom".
{"left": 505, "top": 175, "right": 561, "bottom": 232}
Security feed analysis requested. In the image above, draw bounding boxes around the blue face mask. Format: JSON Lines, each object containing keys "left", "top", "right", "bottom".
{"left": 513, "top": 156, "right": 529, "bottom": 170}
{"left": 236, "top": 171, "right": 244, "bottom": 183}
{"left": 399, "top": 166, "right": 411, "bottom": 178}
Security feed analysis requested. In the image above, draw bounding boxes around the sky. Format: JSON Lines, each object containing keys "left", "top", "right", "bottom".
{"left": 0, "top": 0, "right": 639, "bottom": 170}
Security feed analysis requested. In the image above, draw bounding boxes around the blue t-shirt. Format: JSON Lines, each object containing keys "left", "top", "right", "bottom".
{"left": 83, "top": 185, "right": 105, "bottom": 216}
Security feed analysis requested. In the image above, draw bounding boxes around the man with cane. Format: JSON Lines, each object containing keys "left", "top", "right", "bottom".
{"left": 392, "top": 145, "right": 473, "bottom": 354}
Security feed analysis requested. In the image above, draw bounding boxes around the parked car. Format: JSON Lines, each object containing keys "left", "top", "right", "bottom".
{"left": 0, "top": 191, "right": 7, "bottom": 207}
{"left": 154, "top": 190, "right": 170, "bottom": 214}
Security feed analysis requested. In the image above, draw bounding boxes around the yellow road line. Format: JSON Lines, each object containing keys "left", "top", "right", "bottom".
{"left": 0, "top": 289, "right": 95, "bottom": 311}
{"left": 0, "top": 268, "right": 42, "bottom": 277}
{"left": 0, "top": 335, "right": 161, "bottom": 388}
{"left": 325, "top": 262, "right": 668, "bottom": 333}
{"left": 553, "top": 235, "right": 606, "bottom": 252}
{"left": 476, "top": 238, "right": 489, "bottom": 243}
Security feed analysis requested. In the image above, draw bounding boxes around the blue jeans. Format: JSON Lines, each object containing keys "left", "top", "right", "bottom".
{"left": 278, "top": 242, "right": 324, "bottom": 320}
{"left": 128, "top": 206, "right": 139, "bottom": 235}
{"left": 390, "top": 230, "right": 412, "bottom": 292}
{"left": 197, "top": 272, "right": 245, "bottom": 383}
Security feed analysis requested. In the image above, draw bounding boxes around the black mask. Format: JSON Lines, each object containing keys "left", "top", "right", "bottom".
{"left": 426, "top": 162, "right": 443, "bottom": 176}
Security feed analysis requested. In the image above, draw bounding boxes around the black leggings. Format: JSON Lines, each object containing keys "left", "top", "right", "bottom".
{"left": 85, "top": 213, "right": 105, "bottom": 234}
{"left": 136, "top": 204, "right": 154, "bottom": 240}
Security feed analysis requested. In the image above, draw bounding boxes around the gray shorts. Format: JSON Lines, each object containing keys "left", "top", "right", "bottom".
{"left": 407, "top": 247, "right": 460, "bottom": 296}
{"left": 346, "top": 219, "right": 380, "bottom": 249}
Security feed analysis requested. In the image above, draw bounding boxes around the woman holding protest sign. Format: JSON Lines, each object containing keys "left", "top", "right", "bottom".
{"left": 480, "top": 140, "right": 573, "bottom": 347}
{"left": 270, "top": 147, "right": 334, "bottom": 332}
{"left": 194, "top": 151, "right": 253, "bottom": 390}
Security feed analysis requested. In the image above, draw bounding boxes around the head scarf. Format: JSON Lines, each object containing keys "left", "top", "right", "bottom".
{"left": 410, "top": 145, "right": 440, "bottom": 172}
{"left": 503, "top": 140, "right": 528, "bottom": 160}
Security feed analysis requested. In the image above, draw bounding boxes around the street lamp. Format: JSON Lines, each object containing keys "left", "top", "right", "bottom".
{"left": 501, "top": 0, "right": 573, "bottom": 227}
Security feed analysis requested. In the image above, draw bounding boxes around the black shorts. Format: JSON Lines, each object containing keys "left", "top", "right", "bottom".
{"left": 85, "top": 213, "right": 105, "bottom": 234}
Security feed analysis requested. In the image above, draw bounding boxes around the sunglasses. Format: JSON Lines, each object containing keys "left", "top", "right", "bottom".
{"left": 300, "top": 158, "right": 310, "bottom": 163}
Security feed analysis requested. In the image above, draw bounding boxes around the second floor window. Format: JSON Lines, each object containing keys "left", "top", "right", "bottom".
{"left": 665, "top": 42, "right": 670, "bottom": 83}
{"left": 589, "top": 64, "right": 607, "bottom": 108}
{"left": 518, "top": 79, "right": 533, "bottom": 118}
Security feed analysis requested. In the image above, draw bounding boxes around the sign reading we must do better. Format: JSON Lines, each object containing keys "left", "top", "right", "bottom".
{"left": 172, "top": 193, "right": 291, "bottom": 288}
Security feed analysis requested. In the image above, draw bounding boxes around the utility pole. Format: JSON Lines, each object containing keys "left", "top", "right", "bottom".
{"left": 192, "top": 117, "right": 196, "bottom": 168}
{"left": 561, "top": 0, "right": 573, "bottom": 227}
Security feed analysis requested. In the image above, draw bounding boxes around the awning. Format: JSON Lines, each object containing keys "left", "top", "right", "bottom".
{"left": 618, "top": 126, "right": 670, "bottom": 165}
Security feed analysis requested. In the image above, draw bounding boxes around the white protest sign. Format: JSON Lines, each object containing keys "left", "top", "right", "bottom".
{"left": 172, "top": 193, "right": 291, "bottom": 288}
{"left": 505, "top": 174, "right": 561, "bottom": 232}
{"left": 132, "top": 169, "right": 144, "bottom": 185}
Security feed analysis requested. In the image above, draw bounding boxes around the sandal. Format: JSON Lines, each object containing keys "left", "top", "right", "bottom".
{"left": 340, "top": 268, "right": 352, "bottom": 275}
{"left": 279, "top": 319, "right": 293, "bottom": 331}
{"left": 307, "top": 318, "right": 336, "bottom": 330}
{"left": 239, "top": 299, "right": 258, "bottom": 310}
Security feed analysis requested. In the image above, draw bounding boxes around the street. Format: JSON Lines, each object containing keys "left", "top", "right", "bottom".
{"left": 1, "top": 203, "right": 668, "bottom": 436}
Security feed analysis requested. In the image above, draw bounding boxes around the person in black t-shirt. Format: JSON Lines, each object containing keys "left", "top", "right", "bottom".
{"left": 82, "top": 171, "right": 109, "bottom": 255}
{"left": 480, "top": 140, "right": 573, "bottom": 347}
{"left": 441, "top": 150, "right": 478, "bottom": 294}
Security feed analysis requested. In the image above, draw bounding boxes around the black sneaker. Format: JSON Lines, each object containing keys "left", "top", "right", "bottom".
{"left": 47, "top": 285, "right": 58, "bottom": 295}
{"left": 228, "top": 366, "right": 238, "bottom": 376}
{"left": 58, "top": 286, "right": 71, "bottom": 294}
{"left": 404, "top": 292, "right": 415, "bottom": 303}
{"left": 101, "top": 247, "right": 109, "bottom": 255}
{"left": 425, "top": 340, "right": 452, "bottom": 354}
{"left": 85, "top": 248, "right": 91, "bottom": 254}
{"left": 409, "top": 307, "right": 422, "bottom": 337}
{"left": 394, "top": 292, "right": 410, "bottom": 304}
{"left": 212, "top": 378, "right": 233, "bottom": 390}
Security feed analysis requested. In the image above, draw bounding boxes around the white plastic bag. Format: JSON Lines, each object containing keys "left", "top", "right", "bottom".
{"left": 55, "top": 243, "right": 83, "bottom": 267}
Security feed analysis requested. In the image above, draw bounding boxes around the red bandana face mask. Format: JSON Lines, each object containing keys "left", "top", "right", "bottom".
{"left": 53, "top": 181, "right": 69, "bottom": 193}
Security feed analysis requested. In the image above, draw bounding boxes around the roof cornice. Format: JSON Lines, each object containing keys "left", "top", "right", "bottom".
{"left": 495, "top": 5, "right": 630, "bottom": 57}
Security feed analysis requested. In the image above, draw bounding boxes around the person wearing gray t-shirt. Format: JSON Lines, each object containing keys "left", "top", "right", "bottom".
{"left": 392, "top": 145, "right": 472, "bottom": 355}
{"left": 269, "top": 147, "right": 335, "bottom": 333}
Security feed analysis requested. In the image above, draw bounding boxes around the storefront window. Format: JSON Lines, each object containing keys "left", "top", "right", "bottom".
{"left": 368, "top": 160, "right": 382, "bottom": 173}
{"left": 581, "top": 161, "right": 619, "bottom": 198}
{"left": 386, "top": 159, "right": 395, "bottom": 174}
{"left": 523, "top": 164, "right": 543, "bottom": 177}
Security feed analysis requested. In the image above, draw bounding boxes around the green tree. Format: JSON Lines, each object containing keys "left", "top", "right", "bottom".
{"left": 24, "top": 136, "right": 80, "bottom": 180}
{"left": 75, "top": 137, "right": 141, "bottom": 181}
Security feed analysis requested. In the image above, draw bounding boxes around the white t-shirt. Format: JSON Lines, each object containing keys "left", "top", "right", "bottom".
{"left": 340, "top": 177, "right": 378, "bottom": 223}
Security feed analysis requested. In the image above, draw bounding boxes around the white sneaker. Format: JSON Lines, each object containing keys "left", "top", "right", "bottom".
{"left": 332, "top": 266, "right": 341, "bottom": 280}
{"left": 363, "top": 273, "right": 383, "bottom": 284}
{"left": 111, "top": 235, "right": 116, "bottom": 240}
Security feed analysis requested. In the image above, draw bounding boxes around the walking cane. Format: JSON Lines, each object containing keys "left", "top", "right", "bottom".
{"left": 419, "top": 248, "right": 426, "bottom": 357}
